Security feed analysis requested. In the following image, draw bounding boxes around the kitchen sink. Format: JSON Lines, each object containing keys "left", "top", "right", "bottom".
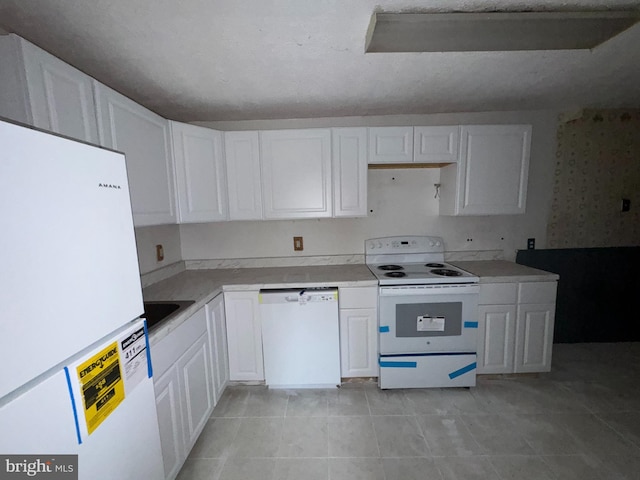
{"left": 142, "top": 300, "right": 195, "bottom": 330}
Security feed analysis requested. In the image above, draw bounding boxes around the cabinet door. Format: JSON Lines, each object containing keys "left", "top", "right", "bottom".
{"left": 154, "top": 366, "right": 184, "bottom": 480}
{"left": 177, "top": 332, "right": 214, "bottom": 452}
{"left": 413, "top": 126, "right": 459, "bottom": 163}
{"left": 19, "top": 37, "right": 99, "bottom": 143}
{"left": 224, "top": 131, "right": 263, "bottom": 220}
{"left": 260, "top": 129, "right": 332, "bottom": 219}
{"left": 206, "top": 295, "right": 229, "bottom": 405}
{"left": 332, "top": 128, "right": 368, "bottom": 217}
{"left": 514, "top": 303, "right": 555, "bottom": 373}
{"left": 94, "top": 82, "right": 176, "bottom": 226}
{"left": 367, "top": 127, "right": 413, "bottom": 163}
{"left": 440, "top": 124, "right": 532, "bottom": 215}
{"left": 477, "top": 305, "right": 517, "bottom": 374}
{"left": 339, "top": 308, "right": 378, "bottom": 377}
{"left": 171, "top": 122, "right": 227, "bottom": 223}
{"left": 456, "top": 125, "right": 531, "bottom": 215}
{"left": 224, "top": 292, "right": 264, "bottom": 381}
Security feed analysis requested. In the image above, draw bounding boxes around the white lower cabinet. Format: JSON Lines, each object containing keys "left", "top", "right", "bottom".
{"left": 477, "top": 304, "right": 517, "bottom": 374}
{"left": 177, "top": 334, "right": 213, "bottom": 451}
{"left": 154, "top": 367, "right": 182, "bottom": 480}
{"left": 224, "top": 291, "right": 265, "bottom": 381}
{"left": 152, "top": 307, "right": 214, "bottom": 480}
{"left": 514, "top": 302, "right": 555, "bottom": 373}
{"left": 205, "top": 294, "right": 229, "bottom": 403}
{"left": 338, "top": 287, "right": 378, "bottom": 378}
{"left": 477, "top": 281, "right": 557, "bottom": 374}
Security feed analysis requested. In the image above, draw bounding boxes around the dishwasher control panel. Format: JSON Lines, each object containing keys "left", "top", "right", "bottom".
{"left": 259, "top": 288, "right": 338, "bottom": 305}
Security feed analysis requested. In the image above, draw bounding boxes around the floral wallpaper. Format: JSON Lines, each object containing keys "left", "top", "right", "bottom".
{"left": 547, "top": 109, "right": 640, "bottom": 248}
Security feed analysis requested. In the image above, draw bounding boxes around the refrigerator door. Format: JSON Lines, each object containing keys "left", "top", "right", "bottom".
{"left": 0, "top": 319, "right": 164, "bottom": 480}
{"left": 0, "top": 120, "right": 143, "bottom": 398}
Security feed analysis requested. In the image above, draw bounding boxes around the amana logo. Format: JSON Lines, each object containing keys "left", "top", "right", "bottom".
{"left": 98, "top": 183, "right": 122, "bottom": 189}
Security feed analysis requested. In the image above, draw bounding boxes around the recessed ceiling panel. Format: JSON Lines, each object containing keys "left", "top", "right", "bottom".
{"left": 366, "top": 11, "right": 640, "bottom": 52}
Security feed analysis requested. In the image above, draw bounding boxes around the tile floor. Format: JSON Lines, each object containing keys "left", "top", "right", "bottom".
{"left": 177, "top": 343, "right": 640, "bottom": 480}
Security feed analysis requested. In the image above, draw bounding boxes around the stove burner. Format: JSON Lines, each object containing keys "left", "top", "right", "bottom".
{"left": 378, "top": 265, "right": 404, "bottom": 271}
{"left": 384, "top": 271, "right": 407, "bottom": 278}
{"left": 425, "top": 263, "right": 445, "bottom": 268}
{"left": 431, "top": 268, "right": 462, "bottom": 277}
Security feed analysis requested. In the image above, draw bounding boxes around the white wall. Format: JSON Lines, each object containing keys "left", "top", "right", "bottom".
{"left": 181, "top": 110, "right": 558, "bottom": 262}
{"left": 134, "top": 224, "right": 182, "bottom": 274}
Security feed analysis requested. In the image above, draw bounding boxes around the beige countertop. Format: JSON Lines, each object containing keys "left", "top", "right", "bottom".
{"left": 452, "top": 260, "right": 559, "bottom": 283}
{"left": 143, "top": 264, "right": 377, "bottom": 343}
{"left": 144, "top": 260, "right": 557, "bottom": 343}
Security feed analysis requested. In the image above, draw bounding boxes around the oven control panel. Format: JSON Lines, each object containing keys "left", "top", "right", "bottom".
{"left": 365, "top": 236, "right": 443, "bottom": 254}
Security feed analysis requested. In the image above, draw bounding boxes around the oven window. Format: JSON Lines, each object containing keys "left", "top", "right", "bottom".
{"left": 396, "top": 302, "right": 462, "bottom": 337}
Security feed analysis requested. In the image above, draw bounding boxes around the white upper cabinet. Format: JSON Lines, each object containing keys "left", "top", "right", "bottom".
{"left": 260, "top": 129, "right": 332, "bottom": 219}
{"left": 413, "top": 126, "right": 460, "bottom": 163}
{"left": 332, "top": 128, "right": 368, "bottom": 217}
{"left": 368, "top": 126, "right": 413, "bottom": 164}
{"left": 224, "top": 131, "right": 263, "bottom": 220}
{"left": 439, "top": 124, "right": 532, "bottom": 216}
{"left": 171, "top": 122, "right": 227, "bottom": 223}
{"left": 0, "top": 34, "right": 98, "bottom": 143}
{"left": 94, "top": 82, "right": 176, "bottom": 226}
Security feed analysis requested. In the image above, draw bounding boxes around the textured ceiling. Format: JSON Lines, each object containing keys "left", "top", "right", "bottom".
{"left": 0, "top": 0, "right": 639, "bottom": 122}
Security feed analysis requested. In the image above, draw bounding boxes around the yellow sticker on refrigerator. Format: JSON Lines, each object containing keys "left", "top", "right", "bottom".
{"left": 76, "top": 341, "right": 125, "bottom": 435}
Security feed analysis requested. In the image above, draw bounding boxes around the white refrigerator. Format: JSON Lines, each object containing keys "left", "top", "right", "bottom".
{"left": 0, "top": 119, "right": 164, "bottom": 479}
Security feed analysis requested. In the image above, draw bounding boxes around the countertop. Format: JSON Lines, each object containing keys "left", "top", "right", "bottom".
{"left": 451, "top": 260, "right": 559, "bottom": 283}
{"left": 144, "top": 260, "right": 558, "bottom": 343}
{"left": 143, "top": 264, "right": 377, "bottom": 343}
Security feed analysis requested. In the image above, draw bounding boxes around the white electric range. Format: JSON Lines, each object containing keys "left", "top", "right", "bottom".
{"left": 365, "top": 236, "right": 480, "bottom": 389}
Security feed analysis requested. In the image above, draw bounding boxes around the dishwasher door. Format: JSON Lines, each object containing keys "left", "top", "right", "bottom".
{"left": 259, "top": 288, "right": 340, "bottom": 388}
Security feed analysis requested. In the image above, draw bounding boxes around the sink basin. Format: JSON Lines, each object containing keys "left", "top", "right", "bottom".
{"left": 142, "top": 300, "right": 195, "bottom": 330}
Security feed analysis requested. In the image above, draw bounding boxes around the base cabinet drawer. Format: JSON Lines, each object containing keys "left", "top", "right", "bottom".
{"left": 518, "top": 282, "right": 557, "bottom": 304}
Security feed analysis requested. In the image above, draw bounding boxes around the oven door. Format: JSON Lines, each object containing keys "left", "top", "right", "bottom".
{"left": 378, "top": 284, "right": 479, "bottom": 355}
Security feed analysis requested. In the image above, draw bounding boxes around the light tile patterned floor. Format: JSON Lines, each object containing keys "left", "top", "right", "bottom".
{"left": 177, "top": 343, "right": 640, "bottom": 480}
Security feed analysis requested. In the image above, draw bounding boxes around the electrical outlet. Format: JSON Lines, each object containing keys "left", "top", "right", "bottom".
{"left": 527, "top": 238, "right": 535, "bottom": 250}
{"left": 622, "top": 198, "right": 631, "bottom": 212}
{"left": 293, "top": 236, "right": 304, "bottom": 251}
{"left": 156, "top": 244, "right": 164, "bottom": 262}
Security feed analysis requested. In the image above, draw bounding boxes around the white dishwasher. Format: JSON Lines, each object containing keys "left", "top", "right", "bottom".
{"left": 259, "top": 288, "right": 340, "bottom": 388}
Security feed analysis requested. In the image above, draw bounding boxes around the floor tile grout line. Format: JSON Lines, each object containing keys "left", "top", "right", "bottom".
{"left": 592, "top": 411, "right": 640, "bottom": 451}
{"left": 199, "top": 344, "right": 640, "bottom": 479}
